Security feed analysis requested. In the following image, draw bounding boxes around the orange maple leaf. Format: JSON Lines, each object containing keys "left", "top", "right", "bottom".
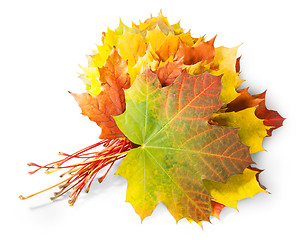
{"left": 175, "top": 35, "right": 216, "bottom": 65}
{"left": 70, "top": 47, "right": 130, "bottom": 139}
{"left": 155, "top": 58, "right": 183, "bottom": 87}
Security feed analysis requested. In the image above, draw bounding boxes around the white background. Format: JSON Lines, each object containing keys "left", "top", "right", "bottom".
{"left": 1, "top": 0, "right": 303, "bottom": 239}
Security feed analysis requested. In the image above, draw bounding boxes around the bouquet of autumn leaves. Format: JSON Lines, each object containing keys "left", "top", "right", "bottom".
{"left": 20, "top": 12, "right": 284, "bottom": 225}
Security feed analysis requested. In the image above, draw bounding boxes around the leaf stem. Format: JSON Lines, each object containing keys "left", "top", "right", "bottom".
{"left": 20, "top": 138, "right": 132, "bottom": 205}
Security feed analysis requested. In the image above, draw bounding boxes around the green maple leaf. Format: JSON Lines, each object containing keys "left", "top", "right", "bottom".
{"left": 113, "top": 68, "right": 253, "bottom": 223}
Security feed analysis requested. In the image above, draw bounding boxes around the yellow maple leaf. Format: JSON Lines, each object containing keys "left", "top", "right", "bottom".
{"left": 185, "top": 60, "right": 212, "bottom": 75}
{"left": 89, "top": 44, "right": 113, "bottom": 69}
{"left": 211, "top": 107, "right": 270, "bottom": 153}
{"left": 102, "top": 28, "right": 119, "bottom": 46}
{"left": 91, "top": 28, "right": 121, "bottom": 68}
{"left": 78, "top": 66, "right": 101, "bottom": 95}
{"left": 115, "top": 18, "right": 136, "bottom": 35}
{"left": 171, "top": 20, "right": 184, "bottom": 35}
{"left": 128, "top": 47, "right": 158, "bottom": 84}
{"left": 214, "top": 45, "right": 242, "bottom": 73}
{"left": 117, "top": 30, "right": 146, "bottom": 67}
{"left": 210, "top": 45, "right": 245, "bottom": 103}
{"left": 137, "top": 11, "right": 173, "bottom": 35}
{"left": 145, "top": 25, "right": 167, "bottom": 53}
{"left": 178, "top": 30, "right": 194, "bottom": 46}
{"left": 204, "top": 168, "right": 267, "bottom": 210}
{"left": 210, "top": 70, "right": 243, "bottom": 104}
{"left": 156, "top": 33, "right": 179, "bottom": 62}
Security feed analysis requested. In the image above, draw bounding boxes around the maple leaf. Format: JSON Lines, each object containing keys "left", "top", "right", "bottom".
{"left": 114, "top": 68, "right": 253, "bottom": 223}
{"left": 78, "top": 65, "right": 101, "bottom": 95}
{"left": 134, "top": 11, "right": 174, "bottom": 36}
{"left": 171, "top": 20, "right": 184, "bottom": 35}
{"left": 211, "top": 107, "right": 270, "bottom": 153}
{"left": 156, "top": 33, "right": 180, "bottom": 62}
{"left": 211, "top": 70, "right": 243, "bottom": 104}
{"left": 211, "top": 45, "right": 244, "bottom": 103}
{"left": 115, "top": 19, "right": 137, "bottom": 35}
{"left": 70, "top": 47, "right": 130, "bottom": 139}
{"left": 254, "top": 92, "right": 285, "bottom": 136}
{"left": 211, "top": 201, "right": 225, "bottom": 219}
{"left": 175, "top": 36, "right": 216, "bottom": 65}
{"left": 145, "top": 25, "right": 191, "bottom": 62}
{"left": 226, "top": 88, "right": 285, "bottom": 136}
{"left": 154, "top": 58, "right": 183, "bottom": 87}
{"left": 145, "top": 25, "right": 168, "bottom": 53}
{"left": 204, "top": 168, "right": 267, "bottom": 210}
{"left": 183, "top": 44, "right": 244, "bottom": 105}
{"left": 117, "top": 30, "right": 146, "bottom": 67}
{"left": 128, "top": 47, "right": 158, "bottom": 85}
{"left": 214, "top": 45, "right": 242, "bottom": 73}
{"left": 186, "top": 64, "right": 243, "bottom": 104}
{"left": 235, "top": 56, "right": 241, "bottom": 73}
{"left": 225, "top": 88, "right": 264, "bottom": 112}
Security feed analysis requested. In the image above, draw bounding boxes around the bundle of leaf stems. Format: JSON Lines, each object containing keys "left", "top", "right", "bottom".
{"left": 20, "top": 138, "right": 132, "bottom": 206}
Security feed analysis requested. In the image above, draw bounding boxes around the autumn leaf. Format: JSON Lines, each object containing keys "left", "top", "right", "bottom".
{"left": 171, "top": 21, "right": 184, "bottom": 35}
{"left": 78, "top": 65, "right": 101, "bottom": 95}
{"left": 144, "top": 25, "right": 181, "bottom": 62}
{"left": 183, "top": 44, "right": 244, "bottom": 105}
{"left": 235, "top": 56, "right": 241, "bottom": 72}
{"left": 135, "top": 11, "right": 174, "bottom": 36}
{"left": 211, "top": 70, "right": 243, "bottom": 104}
{"left": 211, "top": 107, "right": 270, "bottom": 153}
{"left": 89, "top": 28, "right": 121, "bottom": 68}
{"left": 225, "top": 88, "right": 264, "bottom": 112}
{"left": 226, "top": 88, "right": 285, "bottom": 136}
{"left": 175, "top": 36, "right": 216, "bottom": 65}
{"left": 114, "top": 68, "right": 253, "bottom": 223}
{"left": 156, "top": 33, "right": 179, "bottom": 62}
{"left": 178, "top": 30, "right": 194, "bottom": 46}
{"left": 70, "top": 47, "right": 130, "bottom": 139}
{"left": 254, "top": 93, "right": 285, "bottom": 136}
{"left": 154, "top": 58, "right": 183, "bottom": 87}
{"left": 186, "top": 64, "right": 242, "bottom": 104}
{"left": 117, "top": 30, "right": 146, "bottom": 67}
{"left": 204, "top": 168, "right": 267, "bottom": 210}
{"left": 214, "top": 45, "right": 242, "bottom": 73}
{"left": 145, "top": 25, "right": 168, "bottom": 53}
{"left": 211, "top": 201, "right": 225, "bottom": 219}
{"left": 128, "top": 47, "right": 158, "bottom": 84}
{"left": 102, "top": 28, "right": 120, "bottom": 47}
{"left": 115, "top": 19, "right": 137, "bottom": 35}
